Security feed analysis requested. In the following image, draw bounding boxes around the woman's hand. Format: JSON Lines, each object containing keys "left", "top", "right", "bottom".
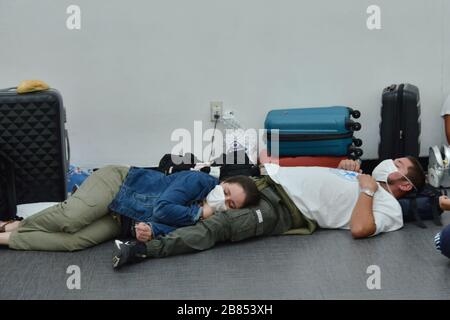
{"left": 201, "top": 203, "right": 215, "bottom": 220}
{"left": 135, "top": 222, "right": 153, "bottom": 242}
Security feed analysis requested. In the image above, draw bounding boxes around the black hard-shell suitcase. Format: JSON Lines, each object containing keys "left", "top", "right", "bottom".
{"left": 378, "top": 84, "right": 421, "bottom": 160}
{"left": 0, "top": 87, "right": 69, "bottom": 206}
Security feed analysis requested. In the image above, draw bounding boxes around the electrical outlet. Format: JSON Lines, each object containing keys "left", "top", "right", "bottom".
{"left": 210, "top": 101, "right": 223, "bottom": 121}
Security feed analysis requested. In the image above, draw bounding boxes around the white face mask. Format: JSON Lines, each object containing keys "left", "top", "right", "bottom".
{"left": 372, "top": 159, "right": 398, "bottom": 183}
{"left": 372, "top": 159, "right": 417, "bottom": 192}
{"left": 206, "top": 185, "right": 228, "bottom": 212}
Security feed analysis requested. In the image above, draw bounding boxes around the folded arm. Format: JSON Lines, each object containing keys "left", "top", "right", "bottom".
{"left": 153, "top": 172, "right": 218, "bottom": 226}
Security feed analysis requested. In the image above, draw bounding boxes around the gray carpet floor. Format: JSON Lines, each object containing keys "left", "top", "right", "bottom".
{"left": 1, "top": 214, "right": 450, "bottom": 300}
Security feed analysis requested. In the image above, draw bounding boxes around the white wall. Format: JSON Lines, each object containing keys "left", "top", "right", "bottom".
{"left": 444, "top": 0, "right": 450, "bottom": 107}
{"left": 0, "top": 0, "right": 448, "bottom": 167}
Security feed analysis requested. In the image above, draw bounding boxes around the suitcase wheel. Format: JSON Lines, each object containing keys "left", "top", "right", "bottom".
{"left": 348, "top": 146, "right": 363, "bottom": 158}
{"left": 345, "top": 120, "right": 362, "bottom": 132}
{"left": 350, "top": 110, "right": 361, "bottom": 119}
{"left": 352, "top": 138, "right": 363, "bottom": 147}
{"left": 352, "top": 122, "right": 362, "bottom": 131}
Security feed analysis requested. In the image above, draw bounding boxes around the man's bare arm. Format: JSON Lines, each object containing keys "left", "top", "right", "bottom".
{"left": 444, "top": 115, "right": 450, "bottom": 145}
{"left": 350, "top": 174, "right": 377, "bottom": 239}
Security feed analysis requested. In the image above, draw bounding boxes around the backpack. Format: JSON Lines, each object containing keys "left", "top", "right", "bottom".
{"left": 157, "top": 153, "right": 200, "bottom": 174}
{"left": 157, "top": 151, "right": 261, "bottom": 180}
{"left": 211, "top": 150, "right": 261, "bottom": 180}
{"left": 398, "top": 184, "right": 444, "bottom": 228}
{"left": 0, "top": 152, "right": 18, "bottom": 221}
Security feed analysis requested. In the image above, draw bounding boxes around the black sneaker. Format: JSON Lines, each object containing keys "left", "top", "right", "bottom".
{"left": 112, "top": 240, "right": 147, "bottom": 269}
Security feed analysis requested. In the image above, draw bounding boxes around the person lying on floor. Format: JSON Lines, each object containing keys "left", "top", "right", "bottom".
{"left": 111, "top": 157, "right": 426, "bottom": 269}
{"left": 0, "top": 166, "right": 260, "bottom": 251}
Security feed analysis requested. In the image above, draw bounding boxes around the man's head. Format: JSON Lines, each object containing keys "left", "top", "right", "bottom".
{"left": 373, "top": 157, "right": 425, "bottom": 198}
{"left": 220, "top": 175, "right": 261, "bottom": 209}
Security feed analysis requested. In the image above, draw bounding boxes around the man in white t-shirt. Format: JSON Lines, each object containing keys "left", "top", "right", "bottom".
{"left": 264, "top": 157, "right": 426, "bottom": 238}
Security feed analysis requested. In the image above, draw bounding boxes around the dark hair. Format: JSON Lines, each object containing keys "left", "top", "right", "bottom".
{"left": 405, "top": 156, "right": 426, "bottom": 191}
{"left": 222, "top": 175, "right": 260, "bottom": 208}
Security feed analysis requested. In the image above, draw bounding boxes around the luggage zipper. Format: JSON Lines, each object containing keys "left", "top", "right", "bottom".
{"left": 266, "top": 132, "right": 353, "bottom": 142}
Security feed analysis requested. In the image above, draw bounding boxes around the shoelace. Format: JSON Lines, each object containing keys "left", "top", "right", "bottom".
{"left": 434, "top": 232, "right": 442, "bottom": 251}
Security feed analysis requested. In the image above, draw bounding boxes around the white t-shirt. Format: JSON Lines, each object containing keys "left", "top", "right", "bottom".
{"left": 264, "top": 164, "right": 403, "bottom": 235}
{"left": 440, "top": 94, "right": 450, "bottom": 117}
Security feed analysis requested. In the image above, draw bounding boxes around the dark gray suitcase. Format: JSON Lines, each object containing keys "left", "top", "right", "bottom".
{"left": 0, "top": 87, "right": 69, "bottom": 206}
{"left": 378, "top": 84, "right": 421, "bottom": 160}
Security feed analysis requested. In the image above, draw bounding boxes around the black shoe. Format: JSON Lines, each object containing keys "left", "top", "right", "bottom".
{"left": 112, "top": 239, "right": 147, "bottom": 269}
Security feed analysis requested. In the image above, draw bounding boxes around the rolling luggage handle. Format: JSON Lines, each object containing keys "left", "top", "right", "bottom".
{"left": 65, "top": 129, "right": 71, "bottom": 166}
{"left": 0, "top": 87, "right": 18, "bottom": 92}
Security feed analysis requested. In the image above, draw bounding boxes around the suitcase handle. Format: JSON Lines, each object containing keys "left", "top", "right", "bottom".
{"left": 65, "top": 129, "right": 70, "bottom": 165}
{"left": 0, "top": 87, "right": 17, "bottom": 92}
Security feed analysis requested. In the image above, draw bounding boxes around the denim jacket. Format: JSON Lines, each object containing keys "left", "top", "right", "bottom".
{"left": 109, "top": 167, "right": 218, "bottom": 237}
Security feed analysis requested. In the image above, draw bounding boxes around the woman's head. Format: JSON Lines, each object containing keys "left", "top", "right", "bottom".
{"left": 220, "top": 175, "right": 261, "bottom": 209}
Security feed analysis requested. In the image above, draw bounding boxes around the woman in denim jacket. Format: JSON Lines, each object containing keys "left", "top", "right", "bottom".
{"left": 0, "top": 165, "right": 260, "bottom": 251}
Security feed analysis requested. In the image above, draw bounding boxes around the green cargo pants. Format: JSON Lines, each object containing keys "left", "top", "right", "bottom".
{"left": 9, "top": 165, "right": 130, "bottom": 251}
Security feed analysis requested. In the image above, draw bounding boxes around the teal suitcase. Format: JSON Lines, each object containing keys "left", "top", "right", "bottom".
{"left": 265, "top": 106, "right": 363, "bottom": 158}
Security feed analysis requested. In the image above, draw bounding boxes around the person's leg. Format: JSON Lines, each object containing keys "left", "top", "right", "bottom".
{"left": 112, "top": 202, "right": 290, "bottom": 269}
{"left": 8, "top": 214, "right": 121, "bottom": 251}
{"left": 15, "top": 165, "right": 129, "bottom": 235}
{"left": 435, "top": 224, "right": 450, "bottom": 259}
